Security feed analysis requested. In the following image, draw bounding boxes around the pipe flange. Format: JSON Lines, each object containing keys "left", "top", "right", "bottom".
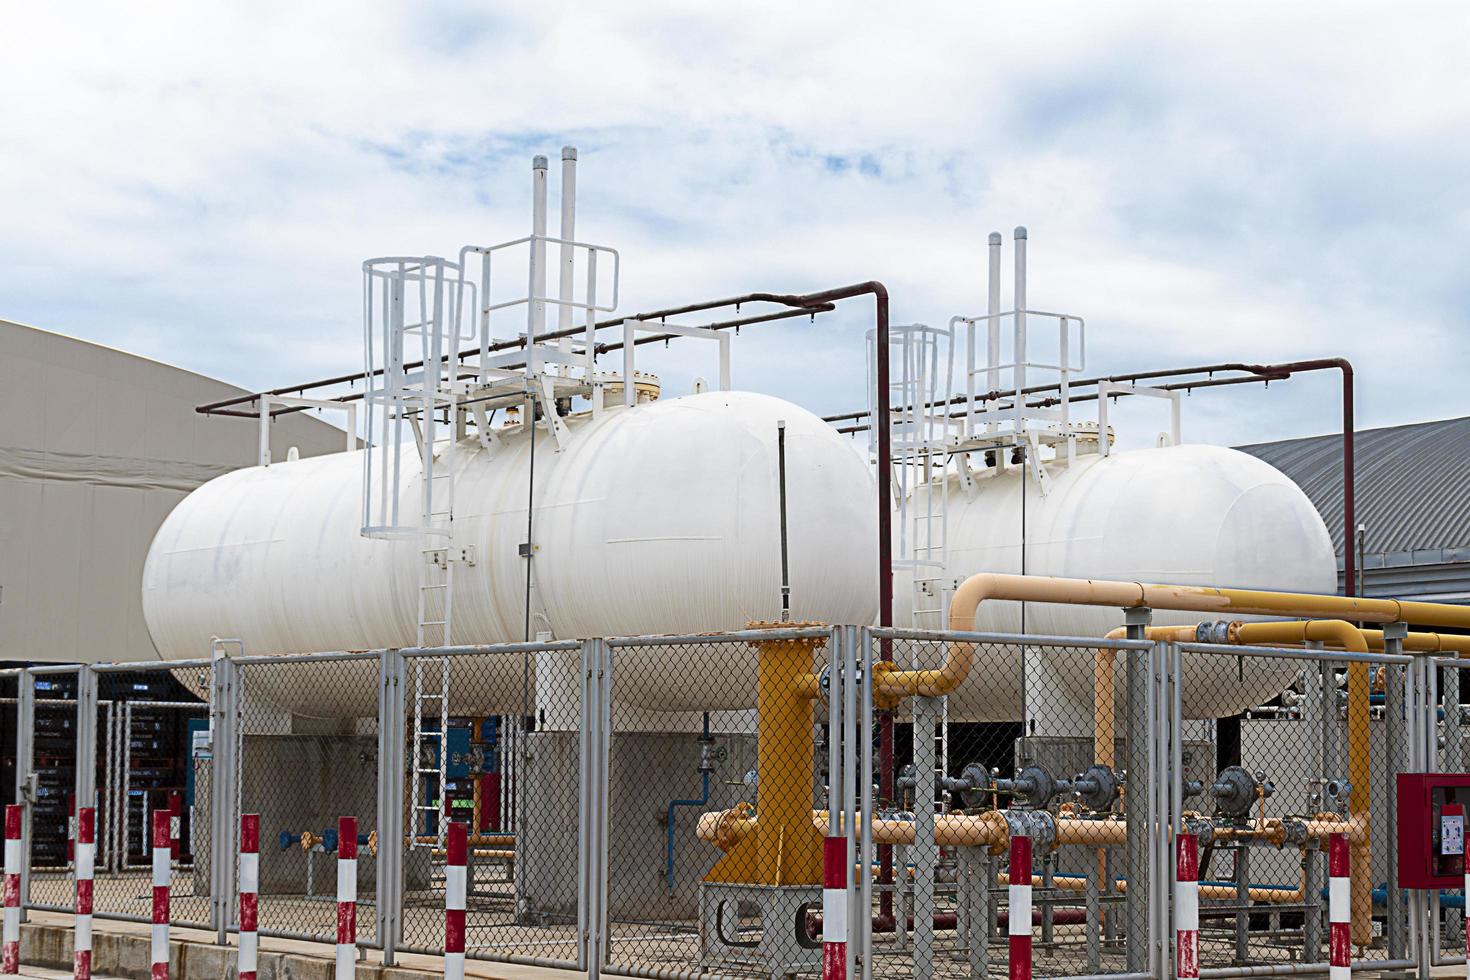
{"left": 815, "top": 661, "right": 864, "bottom": 708}
{"left": 1278, "top": 818, "right": 1309, "bottom": 848}
{"left": 1001, "top": 809, "right": 1057, "bottom": 855}
{"left": 1184, "top": 816, "right": 1214, "bottom": 843}
{"left": 957, "top": 762, "right": 994, "bottom": 809}
{"left": 1075, "top": 764, "right": 1119, "bottom": 812}
{"left": 1211, "top": 765, "right": 1258, "bottom": 819}
{"left": 1016, "top": 764, "right": 1057, "bottom": 808}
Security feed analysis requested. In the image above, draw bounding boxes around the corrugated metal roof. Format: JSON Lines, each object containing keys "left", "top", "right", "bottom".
{"left": 1238, "top": 416, "right": 1470, "bottom": 560}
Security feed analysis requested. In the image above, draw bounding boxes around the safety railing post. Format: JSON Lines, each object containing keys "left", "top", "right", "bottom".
{"left": 376, "top": 650, "right": 405, "bottom": 965}
{"left": 13, "top": 672, "right": 33, "bottom": 921}
{"left": 208, "top": 645, "right": 240, "bottom": 944}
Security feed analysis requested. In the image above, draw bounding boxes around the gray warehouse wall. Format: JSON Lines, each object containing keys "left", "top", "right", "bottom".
{"left": 0, "top": 318, "right": 348, "bottom": 664}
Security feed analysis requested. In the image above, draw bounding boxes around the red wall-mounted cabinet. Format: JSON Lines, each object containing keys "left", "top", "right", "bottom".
{"left": 1397, "top": 773, "right": 1470, "bottom": 889}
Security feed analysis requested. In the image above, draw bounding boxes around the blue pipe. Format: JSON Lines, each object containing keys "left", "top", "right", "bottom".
{"left": 665, "top": 713, "right": 713, "bottom": 896}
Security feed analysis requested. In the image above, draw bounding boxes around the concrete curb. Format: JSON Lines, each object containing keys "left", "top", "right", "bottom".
{"left": 18, "top": 922, "right": 439, "bottom": 980}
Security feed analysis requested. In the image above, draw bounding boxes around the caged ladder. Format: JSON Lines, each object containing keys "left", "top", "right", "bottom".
{"left": 361, "top": 255, "right": 471, "bottom": 854}
{"left": 870, "top": 322, "right": 957, "bottom": 802}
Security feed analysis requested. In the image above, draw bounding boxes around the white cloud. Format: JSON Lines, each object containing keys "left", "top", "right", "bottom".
{"left": 2, "top": 1, "right": 1468, "bottom": 448}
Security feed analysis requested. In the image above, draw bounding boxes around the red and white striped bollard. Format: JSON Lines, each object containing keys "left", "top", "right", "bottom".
{"left": 1329, "top": 832, "right": 1350, "bottom": 980}
{"left": 151, "top": 810, "right": 171, "bottom": 980}
{"left": 1008, "top": 832, "right": 1032, "bottom": 980}
{"left": 74, "top": 807, "right": 95, "bottom": 980}
{"left": 3, "top": 805, "right": 20, "bottom": 975}
{"left": 1175, "top": 832, "right": 1199, "bottom": 980}
{"left": 445, "top": 822, "right": 466, "bottom": 980}
{"left": 335, "top": 816, "right": 357, "bottom": 980}
{"left": 238, "top": 815, "right": 259, "bottom": 980}
{"left": 821, "top": 835, "right": 847, "bottom": 980}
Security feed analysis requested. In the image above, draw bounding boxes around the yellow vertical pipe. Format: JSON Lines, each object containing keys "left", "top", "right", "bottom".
{"left": 705, "top": 623, "right": 826, "bottom": 886}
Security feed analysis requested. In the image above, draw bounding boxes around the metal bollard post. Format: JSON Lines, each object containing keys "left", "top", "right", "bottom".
{"left": 335, "top": 816, "right": 357, "bottom": 980}
{"left": 74, "top": 808, "right": 96, "bottom": 980}
{"left": 445, "top": 822, "right": 466, "bottom": 980}
{"left": 1329, "top": 833, "right": 1350, "bottom": 980}
{"left": 2, "top": 806, "right": 20, "bottom": 974}
{"left": 1175, "top": 833, "right": 1199, "bottom": 980}
{"left": 239, "top": 815, "right": 259, "bottom": 980}
{"left": 151, "top": 811, "right": 171, "bottom": 980}
{"left": 1008, "top": 833, "right": 1032, "bottom": 980}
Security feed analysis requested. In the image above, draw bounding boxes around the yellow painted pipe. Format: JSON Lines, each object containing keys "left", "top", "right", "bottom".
{"left": 698, "top": 807, "right": 1363, "bottom": 853}
{"left": 704, "top": 624, "right": 828, "bottom": 886}
{"left": 952, "top": 573, "right": 1470, "bottom": 631}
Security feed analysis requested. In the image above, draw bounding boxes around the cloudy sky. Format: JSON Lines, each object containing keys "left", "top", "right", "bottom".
{"left": 3, "top": 2, "right": 1467, "bottom": 450}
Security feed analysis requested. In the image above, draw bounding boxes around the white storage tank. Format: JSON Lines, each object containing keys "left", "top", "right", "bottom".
{"left": 894, "top": 442, "right": 1338, "bottom": 723}
{"left": 142, "top": 391, "right": 879, "bottom": 717}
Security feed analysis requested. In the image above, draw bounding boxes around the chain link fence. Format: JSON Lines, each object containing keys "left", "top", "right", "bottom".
{"left": 230, "top": 651, "right": 382, "bottom": 945}
{"left": 4, "top": 627, "right": 1463, "bottom": 980}
{"left": 394, "top": 641, "right": 586, "bottom": 970}
{"left": 1177, "top": 638, "right": 1414, "bottom": 978}
{"left": 860, "top": 630, "right": 1153, "bottom": 980}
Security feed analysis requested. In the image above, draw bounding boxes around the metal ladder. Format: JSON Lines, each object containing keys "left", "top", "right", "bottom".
{"left": 409, "top": 656, "right": 450, "bottom": 852}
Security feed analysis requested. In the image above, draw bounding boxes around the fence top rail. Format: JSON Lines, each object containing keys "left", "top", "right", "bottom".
{"left": 605, "top": 626, "right": 834, "bottom": 647}
{"left": 25, "top": 664, "right": 81, "bottom": 676}
{"left": 868, "top": 625, "right": 1154, "bottom": 651}
{"left": 400, "top": 640, "right": 581, "bottom": 657}
{"left": 230, "top": 650, "right": 383, "bottom": 666}
{"left": 1176, "top": 640, "right": 1413, "bottom": 665}
{"left": 92, "top": 658, "right": 214, "bottom": 673}
{"left": 1435, "top": 656, "right": 1470, "bottom": 669}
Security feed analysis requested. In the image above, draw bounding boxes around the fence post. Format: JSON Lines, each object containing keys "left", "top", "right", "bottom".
{"left": 1329, "top": 833, "right": 1350, "bottom": 980}
{"left": 576, "top": 640, "right": 605, "bottom": 980}
{"left": 1008, "top": 831, "right": 1032, "bottom": 980}
{"left": 823, "top": 626, "right": 848, "bottom": 980}
{"left": 238, "top": 815, "right": 258, "bottom": 980}
{"left": 3, "top": 805, "right": 19, "bottom": 974}
{"left": 208, "top": 642, "right": 241, "bottom": 944}
{"left": 577, "top": 637, "right": 610, "bottom": 980}
{"left": 75, "top": 667, "right": 97, "bottom": 848}
{"left": 152, "top": 811, "right": 171, "bottom": 980}
{"left": 336, "top": 816, "right": 358, "bottom": 980}
{"left": 376, "top": 650, "right": 405, "bottom": 966}
{"left": 13, "top": 673, "right": 33, "bottom": 921}
{"left": 444, "top": 821, "right": 466, "bottom": 980}
{"left": 1123, "top": 607, "right": 1152, "bottom": 973}
{"left": 1175, "top": 832, "right": 1198, "bottom": 980}
{"left": 74, "top": 807, "right": 95, "bottom": 980}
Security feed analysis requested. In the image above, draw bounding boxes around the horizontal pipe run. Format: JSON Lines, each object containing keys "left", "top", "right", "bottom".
{"left": 196, "top": 293, "right": 833, "bottom": 416}
{"left": 869, "top": 625, "right": 1150, "bottom": 651}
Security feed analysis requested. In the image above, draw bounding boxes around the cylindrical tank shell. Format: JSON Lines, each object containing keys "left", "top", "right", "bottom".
{"left": 143, "top": 392, "right": 878, "bottom": 717}
{"left": 894, "top": 445, "right": 1338, "bottom": 721}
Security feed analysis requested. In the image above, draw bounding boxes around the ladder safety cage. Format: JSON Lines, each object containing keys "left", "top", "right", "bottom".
{"left": 360, "top": 255, "right": 474, "bottom": 541}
